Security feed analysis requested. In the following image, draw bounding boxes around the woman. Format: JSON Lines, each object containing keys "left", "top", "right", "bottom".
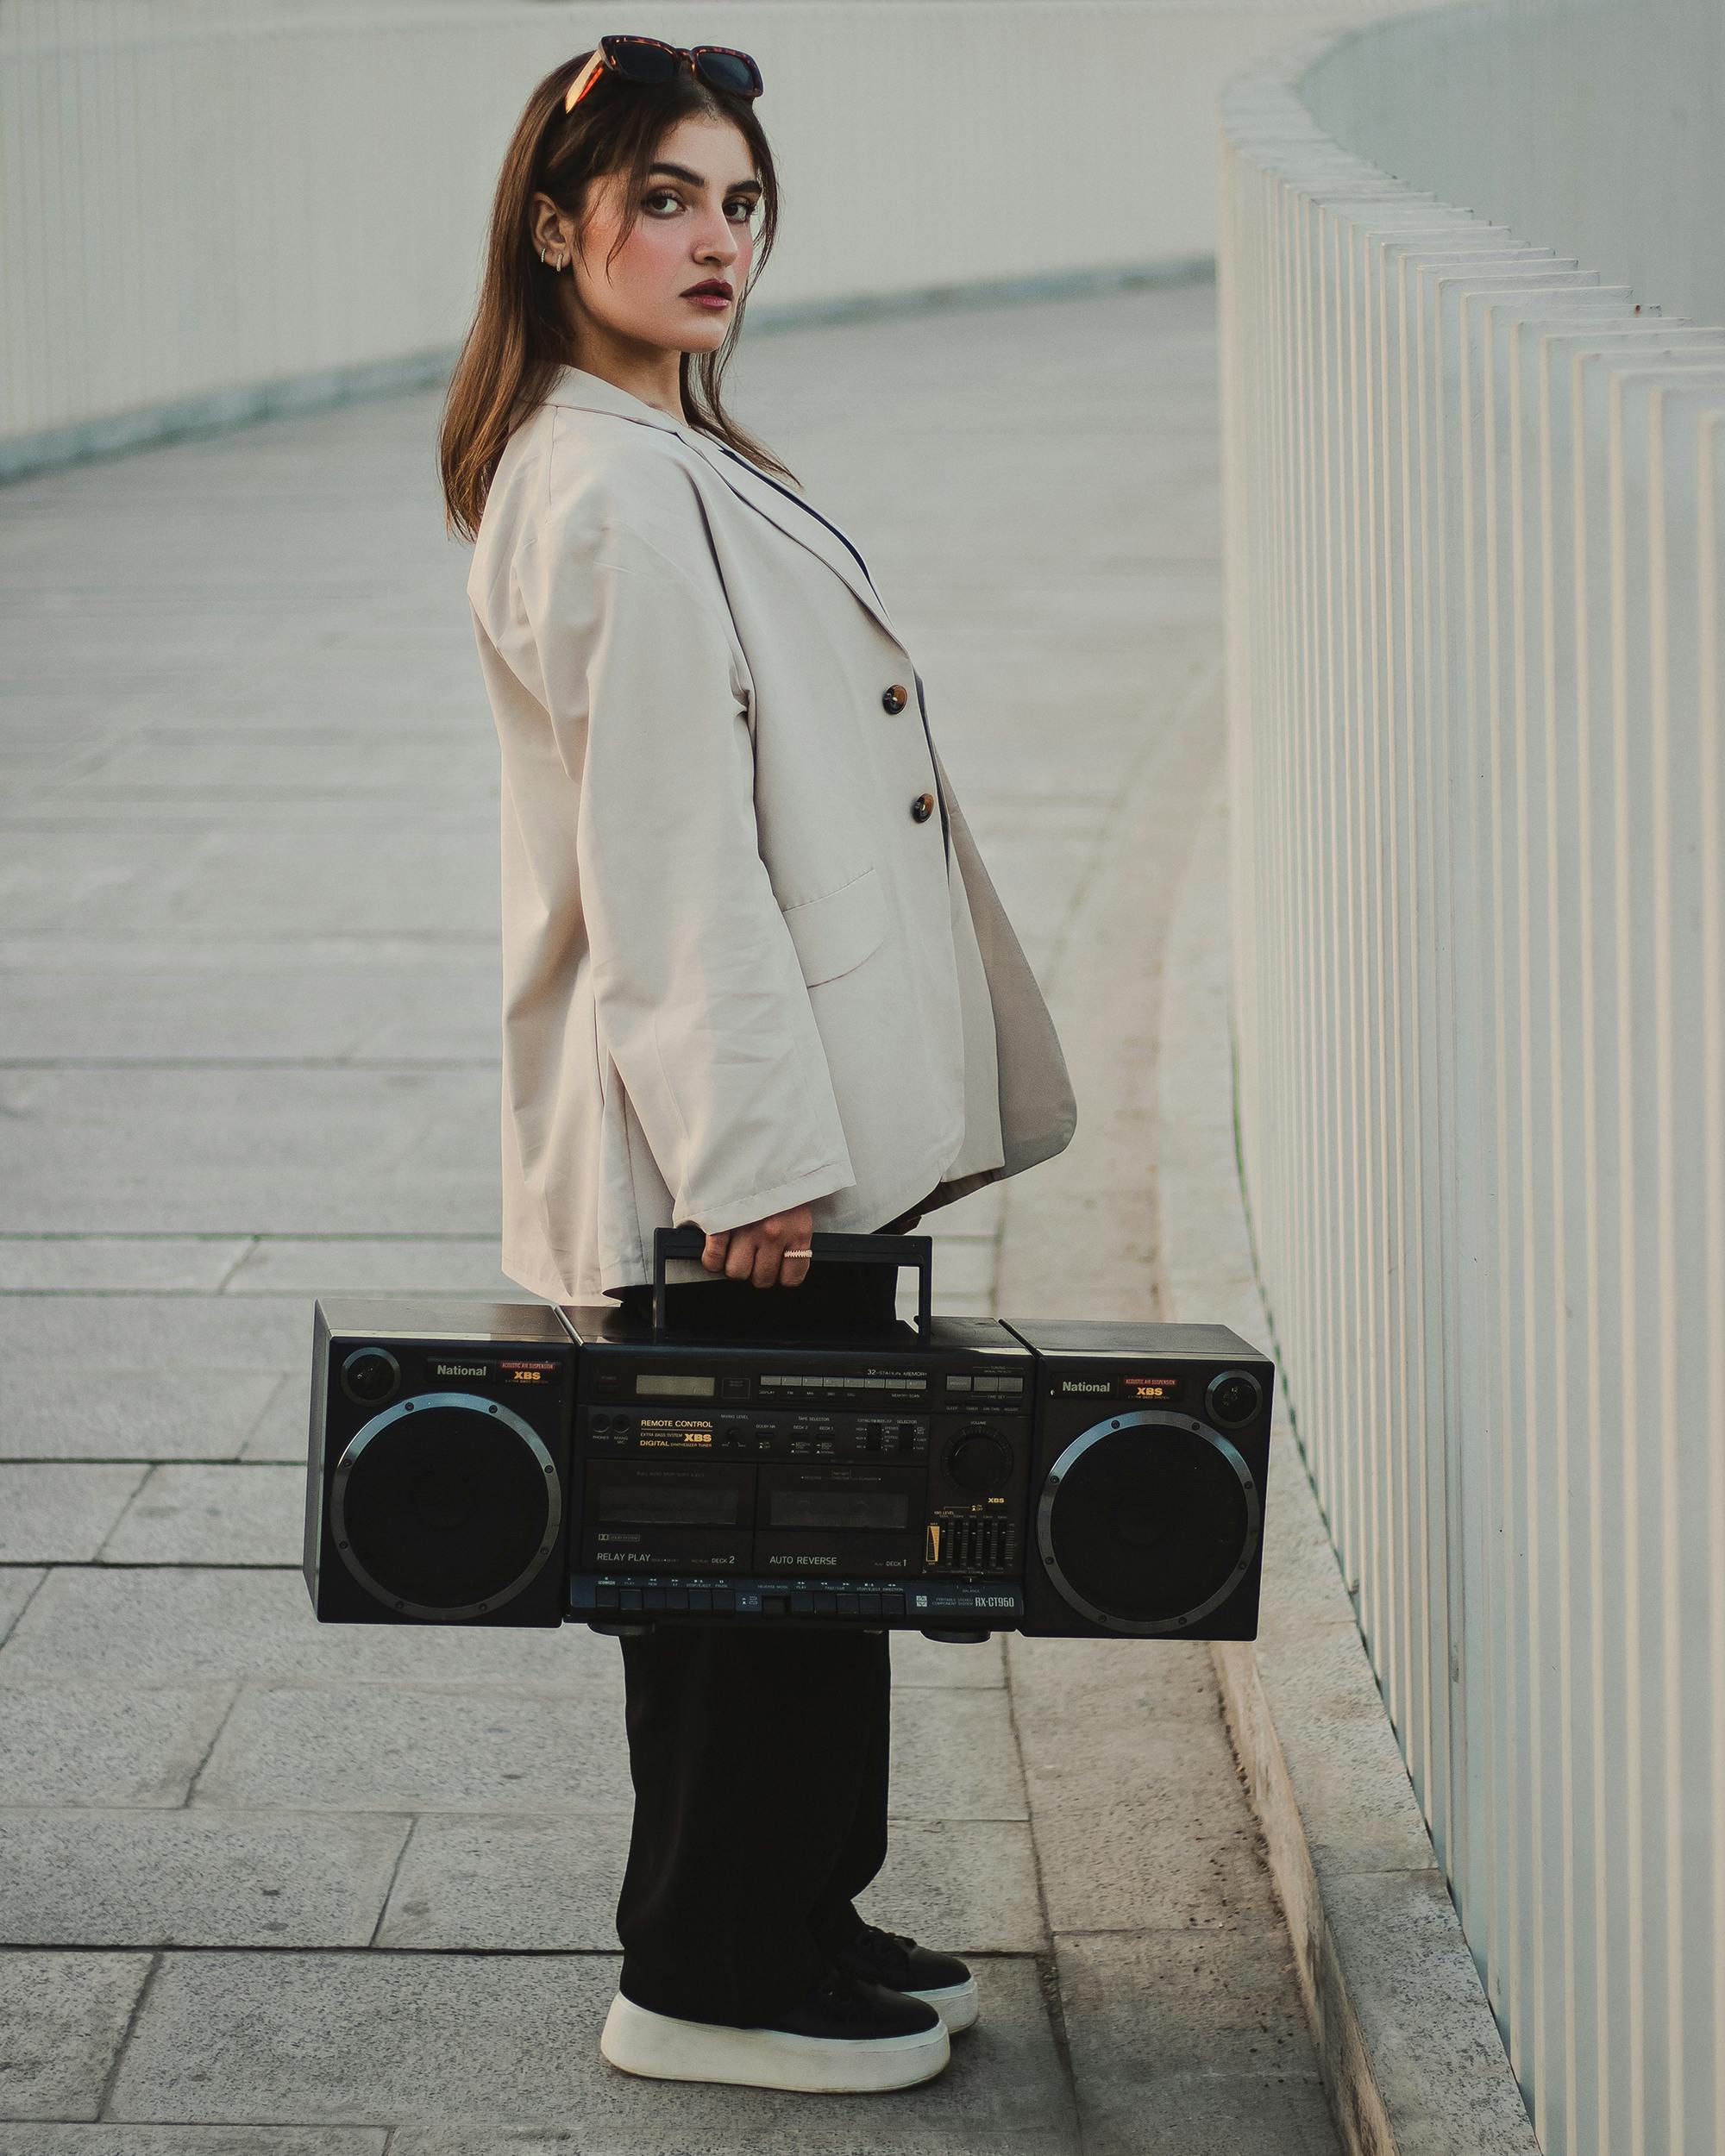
{"left": 440, "top": 38, "right": 1076, "bottom": 2096}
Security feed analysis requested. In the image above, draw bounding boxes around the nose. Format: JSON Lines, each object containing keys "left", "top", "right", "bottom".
{"left": 695, "top": 207, "right": 741, "bottom": 264}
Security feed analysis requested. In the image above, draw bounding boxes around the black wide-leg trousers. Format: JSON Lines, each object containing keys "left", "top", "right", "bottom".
{"left": 610, "top": 1251, "right": 905, "bottom": 2028}
{"left": 614, "top": 1619, "right": 891, "bottom": 2026}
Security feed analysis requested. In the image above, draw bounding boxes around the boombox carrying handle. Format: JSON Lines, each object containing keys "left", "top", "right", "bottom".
{"left": 650, "top": 1226, "right": 934, "bottom": 1338}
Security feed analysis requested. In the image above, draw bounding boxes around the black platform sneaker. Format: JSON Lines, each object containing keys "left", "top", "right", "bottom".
{"left": 599, "top": 1961, "right": 951, "bottom": 2093}
{"left": 833, "top": 1922, "right": 980, "bottom": 2034}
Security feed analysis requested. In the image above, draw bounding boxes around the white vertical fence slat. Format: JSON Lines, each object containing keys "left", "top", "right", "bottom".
{"left": 1221, "top": 28, "right": 1725, "bottom": 2156}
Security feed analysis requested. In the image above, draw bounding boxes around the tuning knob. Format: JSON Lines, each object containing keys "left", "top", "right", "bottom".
{"left": 340, "top": 1346, "right": 399, "bottom": 1406}
{"left": 1206, "top": 1369, "right": 1264, "bottom": 1428}
{"left": 945, "top": 1427, "right": 1012, "bottom": 1494}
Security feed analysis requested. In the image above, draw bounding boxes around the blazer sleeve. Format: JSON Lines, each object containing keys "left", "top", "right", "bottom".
{"left": 511, "top": 509, "right": 857, "bottom": 1232}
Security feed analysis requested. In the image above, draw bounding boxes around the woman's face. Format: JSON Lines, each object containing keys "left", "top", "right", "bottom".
{"left": 563, "top": 112, "right": 762, "bottom": 360}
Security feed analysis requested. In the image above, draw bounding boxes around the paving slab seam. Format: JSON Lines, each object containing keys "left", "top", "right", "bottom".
{"left": 91, "top": 1947, "right": 163, "bottom": 2126}
{"left": 3, "top": 1563, "right": 326, "bottom": 1576}
{"left": 1153, "top": 780, "right": 1540, "bottom": 2156}
{"left": 212, "top": 1238, "right": 267, "bottom": 1296}
{"left": 177, "top": 1683, "right": 253, "bottom": 1810}
{"left": 998, "top": 1642, "right": 1083, "bottom": 2135}
{"left": 1029, "top": 1949, "right": 1085, "bottom": 2146}
{"left": 365, "top": 1819, "right": 425, "bottom": 1953}
{"left": 0, "top": 1570, "right": 50, "bottom": 1649}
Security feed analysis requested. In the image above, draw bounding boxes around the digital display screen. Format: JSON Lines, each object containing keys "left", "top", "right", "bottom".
{"left": 768, "top": 1491, "right": 909, "bottom": 1532}
{"left": 598, "top": 1484, "right": 737, "bottom": 1526}
{"left": 636, "top": 1373, "right": 716, "bottom": 1397}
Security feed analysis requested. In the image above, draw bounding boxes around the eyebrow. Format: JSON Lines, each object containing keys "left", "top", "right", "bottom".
{"left": 647, "top": 161, "right": 762, "bottom": 195}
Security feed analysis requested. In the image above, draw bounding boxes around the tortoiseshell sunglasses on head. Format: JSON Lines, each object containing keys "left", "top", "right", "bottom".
{"left": 564, "top": 34, "right": 764, "bottom": 111}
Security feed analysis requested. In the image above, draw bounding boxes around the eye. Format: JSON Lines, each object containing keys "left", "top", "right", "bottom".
{"left": 642, "top": 188, "right": 758, "bottom": 223}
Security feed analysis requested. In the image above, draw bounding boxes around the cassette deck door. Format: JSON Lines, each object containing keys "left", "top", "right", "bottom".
{"left": 753, "top": 1459, "right": 925, "bottom": 1576}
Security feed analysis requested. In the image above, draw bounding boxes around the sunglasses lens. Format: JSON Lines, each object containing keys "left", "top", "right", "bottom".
{"left": 694, "top": 49, "right": 762, "bottom": 97}
{"left": 604, "top": 36, "right": 679, "bottom": 83}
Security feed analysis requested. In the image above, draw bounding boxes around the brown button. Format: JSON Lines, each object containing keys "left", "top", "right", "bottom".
{"left": 881, "top": 683, "right": 909, "bottom": 714}
{"left": 911, "top": 792, "right": 936, "bottom": 823}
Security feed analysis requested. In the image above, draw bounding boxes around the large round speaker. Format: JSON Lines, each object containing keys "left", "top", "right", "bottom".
{"left": 1036, "top": 1409, "right": 1262, "bottom": 1634}
{"left": 331, "top": 1391, "right": 562, "bottom": 1621}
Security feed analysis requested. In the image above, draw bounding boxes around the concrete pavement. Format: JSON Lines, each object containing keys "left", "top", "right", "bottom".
{"left": 0, "top": 283, "right": 1341, "bottom": 2152}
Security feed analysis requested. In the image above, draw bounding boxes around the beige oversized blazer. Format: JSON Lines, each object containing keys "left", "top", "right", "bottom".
{"left": 466, "top": 363, "right": 1076, "bottom": 1303}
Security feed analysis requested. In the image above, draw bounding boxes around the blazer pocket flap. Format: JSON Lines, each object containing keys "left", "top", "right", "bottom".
{"left": 781, "top": 867, "right": 888, "bottom": 987}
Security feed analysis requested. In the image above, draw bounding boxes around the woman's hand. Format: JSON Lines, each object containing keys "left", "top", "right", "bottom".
{"left": 702, "top": 1204, "right": 814, "bottom": 1288}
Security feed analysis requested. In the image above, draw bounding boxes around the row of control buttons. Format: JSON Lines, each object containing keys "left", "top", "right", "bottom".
{"left": 596, "top": 1583, "right": 909, "bottom": 1619}
{"left": 775, "top": 1589, "right": 898, "bottom": 1618}
{"left": 945, "top": 1373, "right": 1025, "bottom": 1395}
{"left": 761, "top": 1376, "right": 928, "bottom": 1395}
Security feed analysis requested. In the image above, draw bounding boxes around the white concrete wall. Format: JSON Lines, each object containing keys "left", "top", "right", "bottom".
{"left": 1219, "top": 16, "right": 1725, "bottom": 2156}
{"left": 1302, "top": 0, "right": 1725, "bottom": 330}
{"left": 2, "top": 0, "right": 1423, "bottom": 475}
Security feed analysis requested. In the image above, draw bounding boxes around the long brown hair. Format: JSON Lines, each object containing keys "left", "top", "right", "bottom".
{"left": 438, "top": 49, "right": 794, "bottom": 542}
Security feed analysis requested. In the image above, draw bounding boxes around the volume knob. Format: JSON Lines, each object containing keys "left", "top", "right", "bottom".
{"left": 946, "top": 1428, "right": 1012, "bottom": 1494}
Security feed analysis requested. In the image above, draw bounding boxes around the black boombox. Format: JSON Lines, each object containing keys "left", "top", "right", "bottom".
{"left": 304, "top": 1231, "right": 1274, "bottom": 1644}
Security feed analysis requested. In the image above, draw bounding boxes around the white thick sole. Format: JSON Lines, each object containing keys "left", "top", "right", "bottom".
{"left": 911, "top": 1972, "right": 980, "bottom": 2034}
{"left": 599, "top": 1990, "right": 952, "bottom": 2093}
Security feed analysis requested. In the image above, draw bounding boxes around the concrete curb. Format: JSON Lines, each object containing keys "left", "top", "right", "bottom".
{"left": 1156, "top": 776, "right": 1540, "bottom": 2156}
{"left": 0, "top": 255, "right": 1213, "bottom": 488}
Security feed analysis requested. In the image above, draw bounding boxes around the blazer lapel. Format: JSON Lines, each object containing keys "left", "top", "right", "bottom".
{"left": 684, "top": 436, "right": 902, "bottom": 644}
{"left": 540, "top": 366, "right": 900, "bottom": 643}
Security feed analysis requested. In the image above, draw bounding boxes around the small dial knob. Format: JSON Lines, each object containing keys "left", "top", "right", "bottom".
{"left": 340, "top": 1346, "right": 399, "bottom": 1406}
{"left": 1206, "top": 1369, "right": 1264, "bottom": 1428}
{"left": 945, "top": 1427, "right": 1012, "bottom": 1493}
